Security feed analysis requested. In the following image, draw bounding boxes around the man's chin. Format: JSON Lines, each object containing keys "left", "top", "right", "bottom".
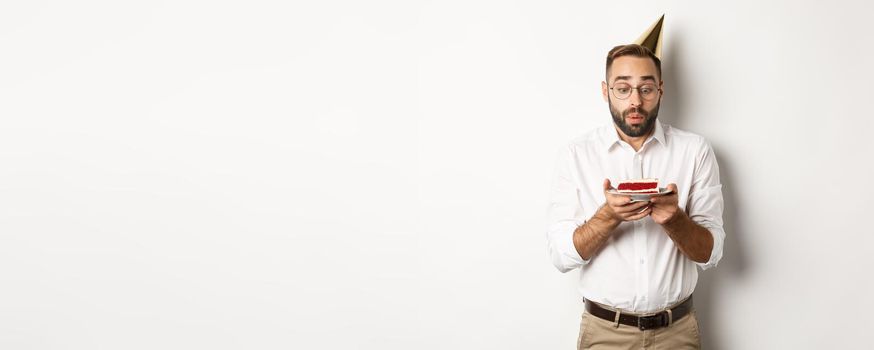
{"left": 618, "top": 120, "right": 654, "bottom": 137}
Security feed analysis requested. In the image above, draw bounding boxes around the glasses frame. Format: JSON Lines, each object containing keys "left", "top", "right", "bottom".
{"left": 608, "top": 83, "right": 662, "bottom": 101}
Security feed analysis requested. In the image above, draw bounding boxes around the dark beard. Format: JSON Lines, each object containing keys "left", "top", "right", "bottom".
{"left": 609, "top": 99, "right": 660, "bottom": 137}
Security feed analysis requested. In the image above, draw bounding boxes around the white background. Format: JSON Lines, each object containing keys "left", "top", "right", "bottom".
{"left": 1, "top": 1, "right": 873, "bottom": 349}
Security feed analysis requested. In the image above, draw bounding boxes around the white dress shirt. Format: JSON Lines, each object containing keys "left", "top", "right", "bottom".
{"left": 546, "top": 120, "right": 725, "bottom": 313}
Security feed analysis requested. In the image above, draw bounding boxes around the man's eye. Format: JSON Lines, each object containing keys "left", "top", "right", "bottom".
{"left": 640, "top": 88, "right": 653, "bottom": 94}
{"left": 616, "top": 88, "right": 630, "bottom": 94}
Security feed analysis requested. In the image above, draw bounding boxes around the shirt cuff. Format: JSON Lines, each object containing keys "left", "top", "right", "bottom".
{"left": 546, "top": 219, "right": 589, "bottom": 273}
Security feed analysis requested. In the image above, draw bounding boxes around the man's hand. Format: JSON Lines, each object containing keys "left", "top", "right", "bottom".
{"left": 647, "top": 183, "right": 714, "bottom": 263}
{"left": 649, "top": 183, "right": 680, "bottom": 225}
{"left": 571, "top": 179, "right": 651, "bottom": 261}
{"left": 601, "top": 179, "right": 652, "bottom": 223}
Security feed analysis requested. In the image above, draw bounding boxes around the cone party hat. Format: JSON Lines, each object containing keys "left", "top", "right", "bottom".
{"left": 633, "top": 14, "right": 664, "bottom": 59}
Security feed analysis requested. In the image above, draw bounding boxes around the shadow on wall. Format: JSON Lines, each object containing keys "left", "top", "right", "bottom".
{"left": 660, "top": 29, "right": 751, "bottom": 350}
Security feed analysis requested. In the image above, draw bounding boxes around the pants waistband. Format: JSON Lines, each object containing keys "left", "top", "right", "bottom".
{"left": 584, "top": 295, "right": 693, "bottom": 331}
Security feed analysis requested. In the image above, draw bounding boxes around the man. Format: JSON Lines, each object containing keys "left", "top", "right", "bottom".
{"left": 546, "top": 17, "right": 725, "bottom": 350}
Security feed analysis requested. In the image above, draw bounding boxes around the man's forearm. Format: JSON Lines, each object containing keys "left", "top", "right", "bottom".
{"left": 572, "top": 205, "right": 621, "bottom": 261}
{"left": 661, "top": 212, "right": 714, "bottom": 263}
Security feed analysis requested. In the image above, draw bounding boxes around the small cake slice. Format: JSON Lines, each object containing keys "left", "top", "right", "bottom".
{"left": 617, "top": 178, "right": 659, "bottom": 194}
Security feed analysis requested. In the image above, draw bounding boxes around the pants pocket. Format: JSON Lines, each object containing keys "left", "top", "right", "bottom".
{"left": 577, "top": 313, "right": 590, "bottom": 350}
{"left": 690, "top": 311, "right": 702, "bottom": 347}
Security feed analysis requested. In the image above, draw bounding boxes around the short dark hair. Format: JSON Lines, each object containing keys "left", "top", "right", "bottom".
{"left": 605, "top": 44, "right": 661, "bottom": 81}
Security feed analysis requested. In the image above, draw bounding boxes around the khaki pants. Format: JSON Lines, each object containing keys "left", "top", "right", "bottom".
{"left": 577, "top": 309, "right": 702, "bottom": 350}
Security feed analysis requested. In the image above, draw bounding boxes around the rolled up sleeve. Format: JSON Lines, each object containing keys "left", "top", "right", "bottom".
{"left": 687, "top": 141, "right": 726, "bottom": 270}
{"left": 546, "top": 145, "right": 589, "bottom": 273}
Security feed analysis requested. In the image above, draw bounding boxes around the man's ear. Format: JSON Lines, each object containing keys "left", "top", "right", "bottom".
{"left": 602, "top": 81, "right": 609, "bottom": 102}
{"left": 659, "top": 80, "right": 664, "bottom": 95}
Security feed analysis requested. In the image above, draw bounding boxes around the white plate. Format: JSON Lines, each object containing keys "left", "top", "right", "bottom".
{"left": 607, "top": 187, "right": 674, "bottom": 202}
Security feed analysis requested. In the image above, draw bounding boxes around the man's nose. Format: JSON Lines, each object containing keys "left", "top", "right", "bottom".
{"left": 628, "top": 89, "right": 643, "bottom": 106}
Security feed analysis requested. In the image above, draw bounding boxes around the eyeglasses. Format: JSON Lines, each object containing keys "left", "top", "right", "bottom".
{"left": 609, "top": 83, "right": 661, "bottom": 101}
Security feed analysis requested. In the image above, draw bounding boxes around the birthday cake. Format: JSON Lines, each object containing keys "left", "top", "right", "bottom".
{"left": 617, "top": 178, "right": 659, "bottom": 194}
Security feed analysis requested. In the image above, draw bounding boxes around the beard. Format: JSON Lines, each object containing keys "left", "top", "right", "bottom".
{"left": 609, "top": 98, "right": 660, "bottom": 137}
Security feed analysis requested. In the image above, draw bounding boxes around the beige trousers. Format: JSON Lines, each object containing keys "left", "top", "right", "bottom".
{"left": 576, "top": 309, "right": 702, "bottom": 350}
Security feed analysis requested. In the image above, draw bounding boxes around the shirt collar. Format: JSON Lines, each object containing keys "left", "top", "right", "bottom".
{"left": 602, "top": 119, "right": 667, "bottom": 152}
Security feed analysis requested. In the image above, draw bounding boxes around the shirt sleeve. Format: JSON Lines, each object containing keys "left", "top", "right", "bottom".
{"left": 687, "top": 140, "right": 726, "bottom": 271}
{"left": 545, "top": 144, "right": 589, "bottom": 273}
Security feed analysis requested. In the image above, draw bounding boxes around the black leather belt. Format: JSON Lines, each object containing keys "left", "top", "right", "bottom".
{"left": 584, "top": 296, "right": 693, "bottom": 331}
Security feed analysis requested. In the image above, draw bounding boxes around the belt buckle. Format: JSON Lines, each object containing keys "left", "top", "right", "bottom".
{"left": 637, "top": 313, "right": 664, "bottom": 331}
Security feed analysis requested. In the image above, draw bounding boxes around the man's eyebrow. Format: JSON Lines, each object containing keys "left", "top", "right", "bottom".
{"left": 612, "top": 75, "right": 658, "bottom": 83}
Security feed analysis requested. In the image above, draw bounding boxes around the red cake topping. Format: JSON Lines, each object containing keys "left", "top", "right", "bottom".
{"left": 616, "top": 179, "right": 659, "bottom": 194}
{"left": 617, "top": 182, "right": 658, "bottom": 191}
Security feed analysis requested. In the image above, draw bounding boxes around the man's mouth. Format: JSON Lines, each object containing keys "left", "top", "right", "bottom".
{"left": 626, "top": 113, "right": 645, "bottom": 123}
